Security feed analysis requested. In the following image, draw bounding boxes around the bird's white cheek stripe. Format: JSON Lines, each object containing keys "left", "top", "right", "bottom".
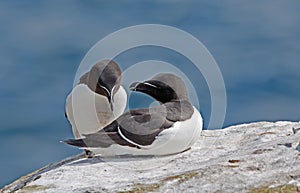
{"left": 111, "top": 86, "right": 116, "bottom": 101}
{"left": 143, "top": 82, "right": 158, "bottom": 88}
{"left": 117, "top": 126, "right": 150, "bottom": 149}
{"left": 100, "top": 85, "right": 111, "bottom": 97}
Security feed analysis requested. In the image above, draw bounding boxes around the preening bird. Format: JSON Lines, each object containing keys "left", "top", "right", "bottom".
{"left": 65, "top": 60, "right": 127, "bottom": 139}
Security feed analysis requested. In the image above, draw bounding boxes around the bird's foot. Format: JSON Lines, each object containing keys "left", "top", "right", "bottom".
{"left": 84, "top": 149, "right": 95, "bottom": 158}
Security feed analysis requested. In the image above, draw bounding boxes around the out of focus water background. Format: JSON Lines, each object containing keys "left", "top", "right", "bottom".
{"left": 1, "top": 0, "right": 300, "bottom": 187}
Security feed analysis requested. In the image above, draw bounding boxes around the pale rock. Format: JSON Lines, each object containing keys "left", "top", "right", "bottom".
{"left": 2, "top": 121, "right": 300, "bottom": 193}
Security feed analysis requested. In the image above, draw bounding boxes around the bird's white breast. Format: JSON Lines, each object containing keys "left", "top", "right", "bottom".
{"left": 66, "top": 84, "right": 127, "bottom": 139}
{"left": 89, "top": 106, "right": 202, "bottom": 156}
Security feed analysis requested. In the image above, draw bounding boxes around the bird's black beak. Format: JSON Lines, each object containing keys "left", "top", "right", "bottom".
{"left": 130, "top": 81, "right": 158, "bottom": 92}
{"left": 129, "top": 81, "right": 161, "bottom": 101}
{"left": 129, "top": 79, "right": 177, "bottom": 104}
{"left": 98, "top": 83, "right": 114, "bottom": 111}
{"left": 109, "top": 95, "right": 114, "bottom": 111}
{"left": 105, "top": 92, "right": 113, "bottom": 111}
{"left": 129, "top": 82, "right": 142, "bottom": 91}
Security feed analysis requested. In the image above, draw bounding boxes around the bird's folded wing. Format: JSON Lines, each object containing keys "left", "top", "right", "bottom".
{"left": 64, "top": 107, "right": 174, "bottom": 148}
{"left": 64, "top": 130, "right": 137, "bottom": 148}
{"left": 115, "top": 107, "right": 173, "bottom": 146}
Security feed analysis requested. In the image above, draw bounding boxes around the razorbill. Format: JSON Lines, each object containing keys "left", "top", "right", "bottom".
{"left": 65, "top": 60, "right": 127, "bottom": 139}
{"left": 64, "top": 73, "right": 202, "bottom": 156}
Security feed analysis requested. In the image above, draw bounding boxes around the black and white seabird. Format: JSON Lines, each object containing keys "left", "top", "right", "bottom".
{"left": 64, "top": 73, "right": 202, "bottom": 156}
{"left": 65, "top": 60, "right": 127, "bottom": 139}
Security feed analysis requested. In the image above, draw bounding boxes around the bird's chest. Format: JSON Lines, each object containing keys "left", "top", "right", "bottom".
{"left": 70, "top": 85, "right": 114, "bottom": 130}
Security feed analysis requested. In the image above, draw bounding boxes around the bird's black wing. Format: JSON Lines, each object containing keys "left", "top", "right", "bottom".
{"left": 63, "top": 106, "right": 174, "bottom": 148}
{"left": 63, "top": 121, "right": 137, "bottom": 148}
{"left": 116, "top": 106, "right": 174, "bottom": 146}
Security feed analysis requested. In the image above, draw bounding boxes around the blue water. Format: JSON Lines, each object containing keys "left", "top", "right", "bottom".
{"left": 1, "top": 0, "right": 300, "bottom": 188}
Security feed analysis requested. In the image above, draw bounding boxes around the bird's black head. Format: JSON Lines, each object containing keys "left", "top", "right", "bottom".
{"left": 79, "top": 59, "right": 122, "bottom": 107}
{"left": 130, "top": 73, "right": 189, "bottom": 104}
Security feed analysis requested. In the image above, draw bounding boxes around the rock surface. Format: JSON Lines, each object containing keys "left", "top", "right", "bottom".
{"left": 2, "top": 121, "right": 300, "bottom": 193}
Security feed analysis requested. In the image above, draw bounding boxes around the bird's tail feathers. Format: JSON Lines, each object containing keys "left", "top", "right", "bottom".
{"left": 63, "top": 139, "right": 87, "bottom": 147}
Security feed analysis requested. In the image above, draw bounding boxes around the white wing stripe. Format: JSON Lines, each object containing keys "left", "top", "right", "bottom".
{"left": 117, "top": 126, "right": 150, "bottom": 149}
